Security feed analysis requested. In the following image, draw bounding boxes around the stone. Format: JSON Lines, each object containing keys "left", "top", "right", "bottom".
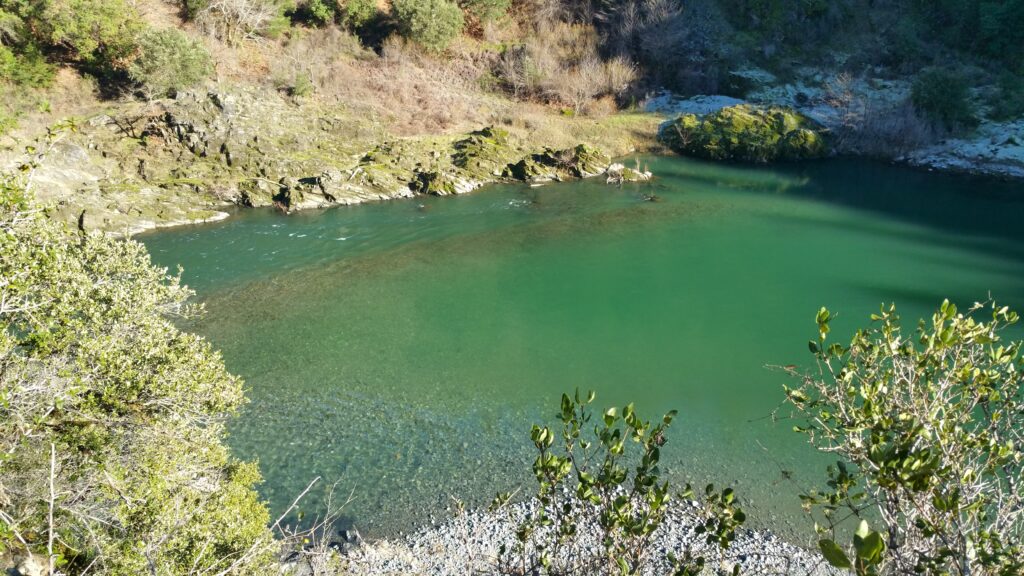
{"left": 659, "top": 104, "right": 828, "bottom": 162}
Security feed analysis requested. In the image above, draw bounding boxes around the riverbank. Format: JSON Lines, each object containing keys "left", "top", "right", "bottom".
{"left": 5, "top": 67, "right": 1022, "bottom": 237}
{"left": 0, "top": 85, "right": 663, "bottom": 236}
{"left": 645, "top": 68, "right": 1024, "bottom": 180}
{"left": 307, "top": 498, "right": 837, "bottom": 576}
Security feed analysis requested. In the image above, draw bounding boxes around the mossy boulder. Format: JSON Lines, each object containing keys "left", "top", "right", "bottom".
{"left": 505, "top": 144, "right": 611, "bottom": 182}
{"left": 452, "top": 126, "right": 516, "bottom": 178}
{"left": 659, "top": 105, "right": 827, "bottom": 162}
{"left": 410, "top": 170, "right": 458, "bottom": 195}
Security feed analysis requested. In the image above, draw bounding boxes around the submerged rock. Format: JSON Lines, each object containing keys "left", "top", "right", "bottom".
{"left": 659, "top": 104, "right": 827, "bottom": 162}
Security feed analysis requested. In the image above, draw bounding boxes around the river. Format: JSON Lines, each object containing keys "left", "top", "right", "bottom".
{"left": 141, "top": 156, "right": 1024, "bottom": 541}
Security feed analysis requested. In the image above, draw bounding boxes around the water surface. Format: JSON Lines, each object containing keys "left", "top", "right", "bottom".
{"left": 142, "top": 157, "right": 1024, "bottom": 540}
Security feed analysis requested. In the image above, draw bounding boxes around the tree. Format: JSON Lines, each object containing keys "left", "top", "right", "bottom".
{"left": 0, "top": 168, "right": 276, "bottom": 574}
{"left": 1, "top": 0, "right": 143, "bottom": 68}
{"left": 785, "top": 301, "right": 1024, "bottom": 576}
{"left": 391, "top": 0, "right": 464, "bottom": 52}
{"left": 129, "top": 28, "right": 212, "bottom": 99}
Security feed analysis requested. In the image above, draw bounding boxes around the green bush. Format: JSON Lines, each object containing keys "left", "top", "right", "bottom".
{"left": 0, "top": 44, "right": 55, "bottom": 88}
{"left": 391, "top": 0, "right": 463, "bottom": 52}
{"left": 492, "top": 390, "right": 745, "bottom": 575}
{"left": 20, "top": 0, "right": 143, "bottom": 68}
{"left": 0, "top": 173, "right": 276, "bottom": 574}
{"left": 129, "top": 28, "right": 212, "bottom": 98}
{"left": 458, "top": 0, "right": 509, "bottom": 23}
{"left": 787, "top": 301, "right": 1024, "bottom": 576}
{"left": 340, "top": 0, "right": 377, "bottom": 30}
{"left": 911, "top": 67, "right": 978, "bottom": 132}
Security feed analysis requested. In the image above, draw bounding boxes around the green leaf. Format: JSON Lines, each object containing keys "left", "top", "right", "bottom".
{"left": 854, "top": 531, "right": 885, "bottom": 563}
{"left": 818, "top": 539, "right": 852, "bottom": 569}
{"left": 603, "top": 407, "right": 617, "bottom": 427}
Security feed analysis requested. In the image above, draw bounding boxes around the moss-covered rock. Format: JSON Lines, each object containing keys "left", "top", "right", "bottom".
{"left": 504, "top": 144, "right": 611, "bottom": 182}
{"left": 659, "top": 105, "right": 828, "bottom": 162}
{"left": 410, "top": 170, "right": 458, "bottom": 195}
{"left": 452, "top": 126, "right": 516, "bottom": 178}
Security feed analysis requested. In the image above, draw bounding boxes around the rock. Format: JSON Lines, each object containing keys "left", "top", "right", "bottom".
{"left": 410, "top": 170, "right": 458, "bottom": 196}
{"left": 505, "top": 145, "right": 611, "bottom": 182}
{"left": 14, "top": 554, "right": 46, "bottom": 576}
{"left": 452, "top": 126, "right": 516, "bottom": 177}
{"left": 238, "top": 178, "right": 276, "bottom": 207}
{"left": 274, "top": 177, "right": 305, "bottom": 210}
{"left": 723, "top": 68, "right": 778, "bottom": 98}
{"left": 606, "top": 162, "right": 653, "bottom": 184}
{"left": 659, "top": 104, "right": 828, "bottom": 162}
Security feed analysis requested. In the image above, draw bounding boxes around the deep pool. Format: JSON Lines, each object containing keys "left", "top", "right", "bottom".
{"left": 141, "top": 156, "right": 1024, "bottom": 540}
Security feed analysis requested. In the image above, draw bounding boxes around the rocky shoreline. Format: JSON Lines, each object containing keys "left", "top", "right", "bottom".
{"left": 4, "top": 72, "right": 1021, "bottom": 237}
{"left": 315, "top": 498, "right": 838, "bottom": 576}
{"left": 644, "top": 68, "right": 1024, "bottom": 180}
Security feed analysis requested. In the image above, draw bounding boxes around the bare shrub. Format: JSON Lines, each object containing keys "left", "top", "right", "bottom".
{"left": 600, "top": 0, "right": 731, "bottom": 92}
{"left": 546, "top": 56, "right": 606, "bottom": 115}
{"left": 196, "top": 0, "right": 280, "bottom": 43}
{"left": 493, "top": 23, "right": 636, "bottom": 114}
{"left": 267, "top": 28, "right": 499, "bottom": 135}
{"left": 825, "top": 74, "right": 938, "bottom": 157}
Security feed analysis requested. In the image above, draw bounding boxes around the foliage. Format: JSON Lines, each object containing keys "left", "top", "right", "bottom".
{"left": 987, "top": 72, "right": 1024, "bottom": 121}
{"left": 129, "top": 28, "right": 212, "bottom": 99}
{"left": 785, "top": 301, "right": 1024, "bottom": 576}
{"left": 660, "top": 105, "right": 826, "bottom": 162}
{"left": 0, "top": 162, "right": 277, "bottom": 574}
{"left": 340, "top": 0, "right": 377, "bottom": 30}
{"left": 911, "top": 67, "right": 978, "bottom": 133}
{"left": 0, "top": 44, "right": 55, "bottom": 88}
{"left": 391, "top": 0, "right": 464, "bottom": 52}
{"left": 1, "top": 0, "right": 142, "bottom": 68}
{"left": 492, "top": 390, "right": 745, "bottom": 575}
{"left": 458, "top": 0, "right": 509, "bottom": 23}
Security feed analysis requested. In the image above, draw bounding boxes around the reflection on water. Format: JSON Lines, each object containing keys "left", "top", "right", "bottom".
{"left": 143, "top": 157, "right": 1024, "bottom": 541}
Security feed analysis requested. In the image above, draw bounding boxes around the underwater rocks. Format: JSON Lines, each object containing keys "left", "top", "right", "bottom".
{"left": 659, "top": 104, "right": 828, "bottom": 163}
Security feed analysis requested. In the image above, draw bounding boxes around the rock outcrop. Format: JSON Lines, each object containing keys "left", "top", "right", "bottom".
{"left": 659, "top": 104, "right": 828, "bottom": 162}
{"left": 2, "top": 88, "right": 632, "bottom": 233}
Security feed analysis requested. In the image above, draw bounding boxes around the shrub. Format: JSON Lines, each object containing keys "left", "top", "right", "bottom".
{"left": 194, "top": 0, "right": 284, "bottom": 43}
{"left": 0, "top": 173, "right": 277, "bottom": 574}
{"left": 24, "top": 0, "right": 143, "bottom": 68}
{"left": 293, "top": 0, "right": 338, "bottom": 25}
{"left": 911, "top": 67, "right": 978, "bottom": 133}
{"left": 340, "top": 0, "right": 377, "bottom": 30}
{"left": 129, "top": 28, "right": 212, "bottom": 98}
{"left": 786, "top": 301, "right": 1024, "bottom": 576}
{"left": 492, "top": 390, "right": 745, "bottom": 575}
{"left": 391, "top": 0, "right": 464, "bottom": 52}
{"left": 987, "top": 71, "right": 1024, "bottom": 121}
{"left": 0, "top": 44, "right": 55, "bottom": 88}
{"left": 458, "top": 0, "right": 509, "bottom": 23}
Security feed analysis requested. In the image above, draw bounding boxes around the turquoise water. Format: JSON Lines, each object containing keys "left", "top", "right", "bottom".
{"left": 142, "top": 157, "right": 1024, "bottom": 540}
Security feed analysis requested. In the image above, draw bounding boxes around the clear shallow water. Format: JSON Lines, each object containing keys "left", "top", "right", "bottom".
{"left": 142, "top": 157, "right": 1024, "bottom": 540}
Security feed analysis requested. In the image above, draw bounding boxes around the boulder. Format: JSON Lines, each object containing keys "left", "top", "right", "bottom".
{"left": 659, "top": 104, "right": 828, "bottom": 162}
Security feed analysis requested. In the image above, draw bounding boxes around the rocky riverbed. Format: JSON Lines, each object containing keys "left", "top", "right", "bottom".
{"left": 315, "top": 499, "right": 839, "bottom": 576}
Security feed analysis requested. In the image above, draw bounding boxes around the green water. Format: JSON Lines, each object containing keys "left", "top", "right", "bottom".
{"left": 142, "top": 156, "right": 1024, "bottom": 540}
